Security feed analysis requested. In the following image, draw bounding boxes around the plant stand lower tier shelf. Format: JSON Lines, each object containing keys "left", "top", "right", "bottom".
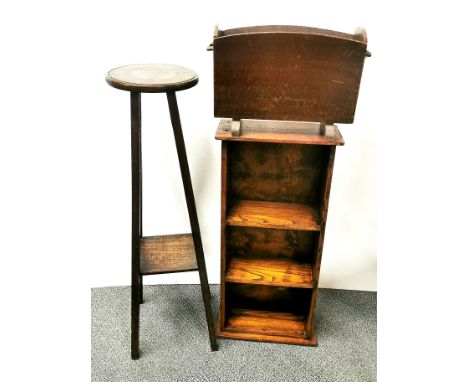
{"left": 215, "top": 119, "right": 342, "bottom": 346}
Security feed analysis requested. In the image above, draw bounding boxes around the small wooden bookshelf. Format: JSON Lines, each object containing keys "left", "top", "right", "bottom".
{"left": 215, "top": 120, "right": 340, "bottom": 346}
{"left": 210, "top": 25, "right": 369, "bottom": 346}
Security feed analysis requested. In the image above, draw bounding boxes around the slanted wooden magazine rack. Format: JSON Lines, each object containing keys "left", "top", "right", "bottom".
{"left": 209, "top": 25, "right": 370, "bottom": 346}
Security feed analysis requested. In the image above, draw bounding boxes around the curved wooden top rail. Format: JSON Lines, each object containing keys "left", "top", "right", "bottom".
{"left": 212, "top": 25, "right": 369, "bottom": 124}
{"left": 220, "top": 25, "right": 367, "bottom": 43}
{"left": 106, "top": 64, "right": 198, "bottom": 93}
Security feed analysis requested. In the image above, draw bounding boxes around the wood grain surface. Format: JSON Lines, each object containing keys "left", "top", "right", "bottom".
{"left": 226, "top": 257, "right": 314, "bottom": 288}
{"left": 226, "top": 200, "right": 320, "bottom": 231}
{"left": 228, "top": 142, "right": 328, "bottom": 204}
{"left": 139, "top": 234, "right": 198, "bottom": 275}
{"left": 213, "top": 26, "right": 368, "bottom": 123}
{"left": 224, "top": 308, "right": 306, "bottom": 337}
{"left": 227, "top": 227, "right": 316, "bottom": 260}
{"left": 217, "top": 324, "right": 317, "bottom": 346}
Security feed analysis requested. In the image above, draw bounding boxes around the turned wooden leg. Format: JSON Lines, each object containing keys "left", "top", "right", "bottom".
{"left": 167, "top": 91, "right": 218, "bottom": 351}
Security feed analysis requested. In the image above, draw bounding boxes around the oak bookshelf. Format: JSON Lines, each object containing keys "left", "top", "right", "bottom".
{"left": 210, "top": 25, "right": 369, "bottom": 346}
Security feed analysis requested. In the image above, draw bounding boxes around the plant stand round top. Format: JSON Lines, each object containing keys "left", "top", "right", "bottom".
{"left": 106, "top": 63, "right": 198, "bottom": 93}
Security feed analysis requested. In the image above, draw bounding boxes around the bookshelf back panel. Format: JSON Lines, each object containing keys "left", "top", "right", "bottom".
{"left": 227, "top": 226, "right": 317, "bottom": 262}
{"left": 228, "top": 142, "right": 329, "bottom": 204}
{"left": 227, "top": 284, "right": 311, "bottom": 315}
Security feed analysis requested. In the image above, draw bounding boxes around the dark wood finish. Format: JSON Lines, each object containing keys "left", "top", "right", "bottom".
{"left": 167, "top": 91, "right": 218, "bottom": 351}
{"left": 130, "top": 91, "right": 142, "bottom": 360}
{"left": 139, "top": 128, "right": 144, "bottom": 305}
{"left": 226, "top": 257, "right": 314, "bottom": 288}
{"left": 140, "top": 234, "right": 198, "bottom": 275}
{"left": 226, "top": 227, "right": 317, "bottom": 261}
{"left": 215, "top": 119, "right": 344, "bottom": 145}
{"left": 317, "top": 147, "right": 336, "bottom": 282}
{"left": 228, "top": 141, "right": 328, "bottom": 204}
{"left": 220, "top": 283, "right": 314, "bottom": 344}
{"left": 212, "top": 26, "right": 368, "bottom": 123}
{"left": 106, "top": 64, "right": 198, "bottom": 93}
{"left": 219, "top": 142, "right": 228, "bottom": 331}
{"left": 306, "top": 147, "right": 336, "bottom": 339}
{"left": 217, "top": 140, "right": 331, "bottom": 345}
{"left": 139, "top": 274, "right": 143, "bottom": 304}
{"left": 213, "top": 25, "right": 369, "bottom": 346}
{"left": 227, "top": 283, "right": 311, "bottom": 312}
{"left": 107, "top": 64, "right": 218, "bottom": 358}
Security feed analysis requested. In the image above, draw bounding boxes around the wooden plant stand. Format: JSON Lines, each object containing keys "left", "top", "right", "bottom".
{"left": 106, "top": 64, "right": 218, "bottom": 359}
{"left": 209, "top": 26, "right": 370, "bottom": 346}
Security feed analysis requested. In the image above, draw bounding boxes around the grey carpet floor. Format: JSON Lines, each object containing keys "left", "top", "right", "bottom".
{"left": 92, "top": 285, "right": 376, "bottom": 382}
